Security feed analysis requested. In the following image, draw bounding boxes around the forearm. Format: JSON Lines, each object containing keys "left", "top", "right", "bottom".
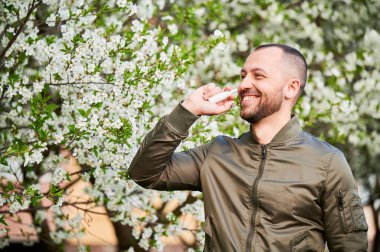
{"left": 128, "top": 103, "right": 199, "bottom": 189}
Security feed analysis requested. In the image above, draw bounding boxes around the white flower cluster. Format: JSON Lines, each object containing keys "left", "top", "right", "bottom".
{"left": 0, "top": 195, "right": 6, "bottom": 207}
{"left": 7, "top": 194, "right": 30, "bottom": 214}
{"left": 23, "top": 143, "right": 47, "bottom": 166}
{"left": 0, "top": 237, "right": 10, "bottom": 249}
{"left": 180, "top": 199, "right": 205, "bottom": 222}
{"left": 52, "top": 167, "right": 67, "bottom": 185}
{"left": 49, "top": 209, "right": 84, "bottom": 244}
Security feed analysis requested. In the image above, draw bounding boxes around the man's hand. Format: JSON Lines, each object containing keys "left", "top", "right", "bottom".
{"left": 182, "top": 83, "right": 235, "bottom": 116}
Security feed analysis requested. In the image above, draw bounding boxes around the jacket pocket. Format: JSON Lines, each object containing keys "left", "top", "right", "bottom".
{"left": 336, "top": 189, "right": 368, "bottom": 233}
{"left": 290, "top": 231, "right": 310, "bottom": 252}
{"left": 203, "top": 216, "right": 213, "bottom": 252}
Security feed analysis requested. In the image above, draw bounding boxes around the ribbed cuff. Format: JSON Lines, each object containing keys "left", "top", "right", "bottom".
{"left": 165, "top": 102, "right": 200, "bottom": 134}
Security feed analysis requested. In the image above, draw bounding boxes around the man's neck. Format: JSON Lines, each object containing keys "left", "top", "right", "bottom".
{"left": 250, "top": 111, "right": 291, "bottom": 145}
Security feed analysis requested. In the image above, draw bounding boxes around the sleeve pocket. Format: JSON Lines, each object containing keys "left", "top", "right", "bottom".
{"left": 336, "top": 189, "right": 368, "bottom": 233}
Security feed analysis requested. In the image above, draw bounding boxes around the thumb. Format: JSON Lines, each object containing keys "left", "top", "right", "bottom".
{"left": 215, "top": 100, "right": 234, "bottom": 114}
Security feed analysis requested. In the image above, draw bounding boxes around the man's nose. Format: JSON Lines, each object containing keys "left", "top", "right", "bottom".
{"left": 238, "top": 75, "right": 254, "bottom": 92}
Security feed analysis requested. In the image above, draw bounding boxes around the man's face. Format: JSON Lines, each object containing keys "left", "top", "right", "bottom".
{"left": 238, "top": 47, "right": 287, "bottom": 123}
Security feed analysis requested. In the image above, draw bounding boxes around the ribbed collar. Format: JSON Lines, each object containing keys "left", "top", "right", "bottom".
{"left": 241, "top": 115, "right": 302, "bottom": 146}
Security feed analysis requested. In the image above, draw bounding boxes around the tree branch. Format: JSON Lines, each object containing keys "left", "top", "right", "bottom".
{"left": 0, "top": 83, "right": 6, "bottom": 103}
{"left": 65, "top": 202, "right": 108, "bottom": 215}
{"left": 69, "top": 166, "right": 92, "bottom": 176}
{"left": 0, "top": 0, "right": 42, "bottom": 63}
{"left": 0, "top": 200, "right": 96, "bottom": 214}
{"left": 0, "top": 125, "right": 30, "bottom": 131}
{"left": 22, "top": 81, "right": 115, "bottom": 86}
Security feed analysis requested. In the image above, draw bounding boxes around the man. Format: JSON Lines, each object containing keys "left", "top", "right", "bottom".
{"left": 129, "top": 44, "right": 368, "bottom": 251}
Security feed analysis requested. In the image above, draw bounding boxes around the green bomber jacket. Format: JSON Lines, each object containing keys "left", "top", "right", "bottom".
{"left": 128, "top": 103, "right": 368, "bottom": 252}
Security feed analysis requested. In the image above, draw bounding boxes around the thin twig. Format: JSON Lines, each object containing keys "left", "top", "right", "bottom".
{"left": 0, "top": 125, "right": 30, "bottom": 130}
{"left": 69, "top": 167, "right": 92, "bottom": 176}
{"left": 0, "top": 200, "right": 96, "bottom": 214}
{"left": 22, "top": 81, "right": 115, "bottom": 86}
{"left": 0, "top": 0, "right": 42, "bottom": 62}
{"left": 65, "top": 203, "right": 108, "bottom": 215}
{"left": 0, "top": 83, "right": 7, "bottom": 103}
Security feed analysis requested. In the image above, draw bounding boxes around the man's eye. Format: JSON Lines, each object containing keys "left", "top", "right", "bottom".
{"left": 240, "top": 75, "right": 246, "bottom": 79}
{"left": 255, "top": 74, "right": 264, "bottom": 78}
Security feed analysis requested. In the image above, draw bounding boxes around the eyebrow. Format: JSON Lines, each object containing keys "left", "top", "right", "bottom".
{"left": 241, "top": 67, "right": 268, "bottom": 75}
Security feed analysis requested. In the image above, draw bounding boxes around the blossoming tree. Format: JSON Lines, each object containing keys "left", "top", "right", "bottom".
{"left": 0, "top": 0, "right": 379, "bottom": 251}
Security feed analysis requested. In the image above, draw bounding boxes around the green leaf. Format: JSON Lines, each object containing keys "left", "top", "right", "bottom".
{"left": 93, "top": 147, "right": 99, "bottom": 157}
{"left": 65, "top": 172, "right": 71, "bottom": 182}
{"left": 93, "top": 102, "right": 103, "bottom": 109}
{"left": 19, "top": 144, "right": 28, "bottom": 153}
{"left": 37, "top": 129, "right": 47, "bottom": 141}
{"left": 50, "top": 185, "right": 63, "bottom": 197}
{"left": 53, "top": 73, "right": 63, "bottom": 81}
{"left": 0, "top": 157, "right": 7, "bottom": 166}
{"left": 0, "top": 215, "right": 8, "bottom": 226}
{"left": 78, "top": 109, "right": 86, "bottom": 117}
{"left": 72, "top": 34, "right": 85, "bottom": 46}
{"left": 105, "top": 74, "right": 115, "bottom": 83}
{"left": 3, "top": 131, "right": 8, "bottom": 142}
{"left": 31, "top": 195, "right": 43, "bottom": 207}
{"left": 8, "top": 72, "right": 21, "bottom": 87}
{"left": 26, "top": 37, "right": 34, "bottom": 45}
{"left": 61, "top": 42, "right": 71, "bottom": 54}
{"left": 5, "top": 181, "right": 15, "bottom": 191}
{"left": 45, "top": 36, "right": 56, "bottom": 45}
{"left": 78, "top": 108, "right": 92, "bottom": 117}
{"left": 101, "top": 164, "right": 106, "bottom": 174}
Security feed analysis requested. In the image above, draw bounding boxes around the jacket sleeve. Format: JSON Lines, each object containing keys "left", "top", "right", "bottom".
{"left": 322, "top": 149, "right": 368, "bottom": 252}
{"left": 128, "top": 103, "right": 212, "bottom": 191}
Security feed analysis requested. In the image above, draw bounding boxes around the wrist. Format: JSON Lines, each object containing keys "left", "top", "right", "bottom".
{"left": 181, "top": 99, "right": 200, "bottom": 116}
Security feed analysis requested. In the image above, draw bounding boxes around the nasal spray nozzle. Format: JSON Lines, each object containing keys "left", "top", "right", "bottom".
{"left": 208, "top": 89, "right": 238, "bottom": 103}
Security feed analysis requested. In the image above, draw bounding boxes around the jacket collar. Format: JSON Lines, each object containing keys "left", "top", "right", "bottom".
{"left": 242, "top": 115, "right": 302, "bottom": 145}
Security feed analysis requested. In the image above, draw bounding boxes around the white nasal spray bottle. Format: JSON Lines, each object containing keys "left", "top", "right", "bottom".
{"left": 208, "top": 89, "right": 237, "bottom": 103}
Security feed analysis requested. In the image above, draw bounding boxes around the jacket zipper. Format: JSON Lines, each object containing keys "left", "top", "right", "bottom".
{"left": 245, "top": 145, "right": 267, "bottom": 252}
{"left": 337, "top": 189, "right": 347, "bottom": 233}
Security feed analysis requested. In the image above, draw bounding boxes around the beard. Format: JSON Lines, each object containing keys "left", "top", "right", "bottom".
{"left": 240, "top": 89, "right": 283, "bottom": 123}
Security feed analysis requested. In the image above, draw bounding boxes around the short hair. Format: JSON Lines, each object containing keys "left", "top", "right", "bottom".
{"left": 254, "top": 44, "right": 307, "bottom": 88}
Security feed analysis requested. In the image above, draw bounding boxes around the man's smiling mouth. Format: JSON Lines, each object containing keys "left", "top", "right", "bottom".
{"left": 242, "top": 95, "right": 260, "bottom": 101}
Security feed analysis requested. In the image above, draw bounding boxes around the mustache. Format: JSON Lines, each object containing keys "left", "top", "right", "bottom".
{"left": 239, "top": 89, "right": 261, "bottom": 97}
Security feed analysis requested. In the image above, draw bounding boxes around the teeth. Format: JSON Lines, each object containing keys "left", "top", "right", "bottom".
{"left": 243, "top": 96, "right": 258, "bottom": 100}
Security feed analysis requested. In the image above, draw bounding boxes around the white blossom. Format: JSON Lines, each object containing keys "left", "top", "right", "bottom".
{"left": 52, "top": 167, "right": 67, "bottom": 185}
{"left": 168, "top": 24, "right": 178, "bottom": 35}
{"left": 68, "top": 214, "right": 81, "bottom": 228}
{"left": 0, "top": 229, "right": 7, "bottom": 236}
{"left": 46, "top": 14, "right": 56, "bottom": 27}
{"left": 0, "top": 237, "right": 9, "bottom": 249}
{"left": 117, "top": 0, "right": 129, "bottom": 8}
{"left": 0, "top": 195, "right": 6, "bottom": 207}
{"left": 58, "top": 7, "right": 70, "bottom": 20}
{"left": 213, "top": 29, "right": 224, "bottom": 38}
{"left": 9, "top": 201, "right": 22, "bottom": 214}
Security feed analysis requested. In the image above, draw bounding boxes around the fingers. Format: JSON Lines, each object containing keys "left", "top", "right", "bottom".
{"left": 204, "top": 82, "right": 216, "bottom": 91}
{"left": 223, "top": 86, "right": 235, "bottom": 101}
{"left": 215, "top": 100, "right": 234, "bottom": 114}
{"left": 203, "top": 83, "right": 222, "bottom": 101}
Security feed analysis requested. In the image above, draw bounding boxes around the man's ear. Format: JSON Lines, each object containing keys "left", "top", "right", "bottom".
{"left": 284, "top": 79, "right": 301, "bottom": 100}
